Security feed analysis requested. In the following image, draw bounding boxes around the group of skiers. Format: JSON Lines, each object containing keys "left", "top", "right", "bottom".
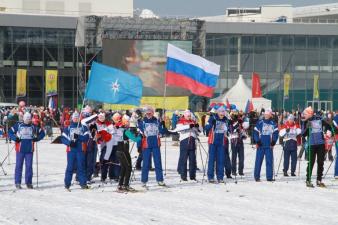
{"left": 4, "top": 103, "right": 338, "bottom": 191}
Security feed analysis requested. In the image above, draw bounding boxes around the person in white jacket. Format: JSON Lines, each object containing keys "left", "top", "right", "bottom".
{"left": 279, "top": 114, "right": 301, "bottom": 177}
{"left": 174, "top": 110, "right": 199, "bottom": 181}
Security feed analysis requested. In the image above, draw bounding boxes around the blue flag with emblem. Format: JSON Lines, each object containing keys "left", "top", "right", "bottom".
{"left": 84, "top": 62, "right": 143, "bottom": 106}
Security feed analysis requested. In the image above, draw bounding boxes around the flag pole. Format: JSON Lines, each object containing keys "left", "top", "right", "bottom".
{"left": 163, "top": 76, "right": 168, "bottom": 177}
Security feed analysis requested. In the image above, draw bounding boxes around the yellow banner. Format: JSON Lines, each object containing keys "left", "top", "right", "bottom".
{"left": 45, "top": 70, "right": 58, "bottom": 96}
{"left": 283, "top": 73, "right": 291, "bottom": 99}
{"left": 313, "top": 74, "right": 319, "bottom": 100}
{"left": 16, "top": 69, "right": 27, "bottom": 97}
{"left": 104, "top": 96, "right": 189, "bottom": 111}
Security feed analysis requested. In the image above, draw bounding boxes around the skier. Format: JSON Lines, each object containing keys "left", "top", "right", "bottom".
{"left": 229, "top": 111, "right": 247, "bottom": 176}
{"left": 205, "top": 105, "right": 231, "bottom": 183}
{"left": 302, "top": 107, "right": 330, "bottom": 187}
{"left": 253, "top": 108, "right": 279, "bottom": 182}
{"left": 279, "top": 114, "right": 301, "bottom": 177}
{"left": 109, "top": 112, "right": 124, "bottom": 181}
{"left": 116, "top": 115, "right": 141, "bottom": 191}
{"left": 138, "top": 106, "right": 166, "bottom": 188}
{"left": 9, "top": 112, "right": 45, "bottom": 189}
{"left": 175, "top": 110, "right": 199, "bottom": 181}
{"left": 61, "top": 111, "right": 90, "bottom": 190}
{"left": 95, "top": 113, "right": 114, "bottom": 183}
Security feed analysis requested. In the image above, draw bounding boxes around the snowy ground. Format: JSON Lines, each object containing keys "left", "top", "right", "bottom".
{"left": 0, "top": 136, "right": 338, "bottom": 225}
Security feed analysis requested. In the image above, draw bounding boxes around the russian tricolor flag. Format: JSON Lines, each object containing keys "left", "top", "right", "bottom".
{"left": 165, "top": 44, "right": 220, "bottom": 98}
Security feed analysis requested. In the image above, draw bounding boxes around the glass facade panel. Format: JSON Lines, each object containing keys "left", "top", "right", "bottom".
{"left": 206, "top": 33, "right": 338, "bottom": 111}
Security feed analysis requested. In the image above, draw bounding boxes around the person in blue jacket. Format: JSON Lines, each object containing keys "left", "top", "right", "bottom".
{"left": 138, "top": 106, "right": 166, "bottom": 187}
{"left": 205, "top": 105, "right": 231, "bottom": 183}
{"left": 9, "top": 112, "right": 45, "bottom": 189}
{"left": 61, "top": 111, "right": 90, "bottom": 190}
{"left": 302, "top": 107, "right": 330, "bottom": 187}
{"left": 253, "top": 108, "right": 279, "bottom": 182}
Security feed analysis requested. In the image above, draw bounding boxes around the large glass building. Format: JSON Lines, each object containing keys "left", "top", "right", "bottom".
{"left": 205, "top": 22, "right": 338, "bottom": 111}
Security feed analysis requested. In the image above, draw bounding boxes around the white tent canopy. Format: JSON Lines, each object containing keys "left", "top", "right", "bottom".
{"left": 211, "top": 74, "right": 271, "bottom": 111}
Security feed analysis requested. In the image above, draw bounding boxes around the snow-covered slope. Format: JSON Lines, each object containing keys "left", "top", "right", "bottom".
{"left": 0, "top": 137, "right": 337, "bottom": 225}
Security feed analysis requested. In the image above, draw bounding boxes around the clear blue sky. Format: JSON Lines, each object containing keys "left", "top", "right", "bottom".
{"left": 134, "top": 0, "right": 338, "bottom": 17}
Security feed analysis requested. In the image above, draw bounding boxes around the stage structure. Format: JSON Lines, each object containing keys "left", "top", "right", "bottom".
{"left": 75, "top": 16, "right": 207, "bottom": 111}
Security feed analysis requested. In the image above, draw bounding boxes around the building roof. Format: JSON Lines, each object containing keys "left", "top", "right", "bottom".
{"left": 0, "top": 12, "right": 77, "bottom": 29}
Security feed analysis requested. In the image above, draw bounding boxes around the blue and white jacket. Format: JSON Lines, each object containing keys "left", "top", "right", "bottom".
{"left": 61, "top": 122, "right": 90, "bottom": 152}
{"left": 205, "top": 114, "right": 230, "bottom": 146}
{"left": 9, "top": 122, "right": 45, "bottom": 153}
{"left": 253, "top": 119, "right": 279, "bottom": 148}
{"left": 302, "top": 115, "right": 330, "bottom": 146}
{"left": 138, "top": 117, "right": 166, "bottom": 149}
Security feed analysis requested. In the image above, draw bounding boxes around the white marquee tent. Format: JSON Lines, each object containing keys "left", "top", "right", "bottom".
{"left": 211, "top": 74, "right": 272, "bottom": 111}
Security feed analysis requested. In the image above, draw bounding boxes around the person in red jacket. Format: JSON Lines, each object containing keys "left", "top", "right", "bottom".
{"left": 279, "top": 114, "right": 301, "bottom": 176}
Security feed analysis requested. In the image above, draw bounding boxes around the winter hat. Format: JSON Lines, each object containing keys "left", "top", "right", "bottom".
{"left": 23, "top": 112, "right": 32, "bottom": 124}
{"left": 112, "top": 112, "right": 122, "bottom": 123}
{"left": 98, "top": 113, "right": 105, "bottom": 122}
{"left": 122, "top": 115, "right": 130, "bottom": 125}
{"left": 288, "top": 114, "right": 295, "bottom": 121}
{"left": 72, "top": 111, "right": 80, "bottom": 120}
{"left": 264, "top": 108, "right": 273, "bottom": 115}
{"left": 144, "top": 105, "right": 154, "bottom": 114}
{"left": 183, "top": 110, "right": 191, "bottom": 118}
{"left": 303, "top": 106, "right": 314, "bottom": 117}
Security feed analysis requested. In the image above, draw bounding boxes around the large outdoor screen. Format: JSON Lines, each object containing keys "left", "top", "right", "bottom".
{"left": 102, "top": 39, "right": 192, "bottom": 96}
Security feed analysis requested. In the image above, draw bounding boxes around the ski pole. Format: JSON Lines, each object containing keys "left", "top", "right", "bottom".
{"left": 323, "top": 154, "right": 336, "bottom": 179}
{"left": 36, "top": 142, "right": 39, "bottom": 188}
{"left": 274, "top": 148, "right": 284, "bottom": 178}
{"left": 197, "top": 140, "right": 206, "bottom": 183}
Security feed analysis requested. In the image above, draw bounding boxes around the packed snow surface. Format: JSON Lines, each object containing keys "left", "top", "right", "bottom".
{"left": 0, "top": 137, "right": 337, "bottom": 225}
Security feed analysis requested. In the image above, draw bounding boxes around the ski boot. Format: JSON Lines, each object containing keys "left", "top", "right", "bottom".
{"left": 267, "top": 179, "right": 275, "bottom": 182}
{"left": 316, "top": 180, "right": 326, "bottom": 188}
{"left": 81, "top": 184, "right": 90, "bottom": 189}
{"left": 208, "top": 179, "right": 216, "bottom": 183}
{"left": 180, "top": 177, "right": 188, "bottom": 182}
{"left": 116, "top": 185, "right": 124, "bottom": 192}
{"left": 226, "top": 174, "right": 233, "bottom": 179}
{"left": 158, "top": 181, "right": 166, "bottom": 186}
{"left": 291, "top": 172, "right": 296, "bottom": 177}
{"left": 26, "top": 184, "right": 34, "bottom": 189}
{"left": 217, "top": 179, "right": 225, "bottom": 184}
{"left": 124, "top": 186, "right": 136, "bottom": 192}
{"left": 306, "top": 180, "right": 314, "bottom": 188}
{"left": 15, "top": 184, "right": 22, "bottom": 189}
{"left": 255, "top": 178, "right": 261, "bottom": 182}
{"left": 283, "top": 172, "right": 289, "bottom": 177}
{"left": 65, "top": 185, "right": 71, "bottom": 191}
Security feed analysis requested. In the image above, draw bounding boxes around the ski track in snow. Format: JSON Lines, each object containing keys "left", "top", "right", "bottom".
{"left": 0, "top": 138, "right": 337, "bottom": 225}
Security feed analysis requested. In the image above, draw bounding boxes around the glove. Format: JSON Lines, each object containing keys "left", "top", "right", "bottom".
{"left": 89, "top": 124, "right": 97, "bottom": 132}
{"left": 161, "top": 121, "right": 165, "bottom": 127}
{"left": 73, "top": 133, "right": 79, "bottom": 140}
{"left": 69, "top": 141, "right": 77, "bottom": 148}
{"left": 212, "top": 119, "right": 216, "bottom": 126}
{"left": 271, "top": 141, "right": 276, "bottom": 147}
{"left": 190, "top": 124, "right": 194, "bottom": 129}
{"left": 256, "top": 140, "right": 262, "bottom": 147}
{"left": 195, "top": 124, "right": 199, "bottom": 128}
{"left": 115, "top": 125, "right": 120, "bottom": 129}
{"left": 286, "top": 128, "right": 290, "bottom": 133}
{"left": 15, "top": 137, "right": 21, "bottom": 143}
{"left": 32, "top": 137, "right": 39, "bottom": 142}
